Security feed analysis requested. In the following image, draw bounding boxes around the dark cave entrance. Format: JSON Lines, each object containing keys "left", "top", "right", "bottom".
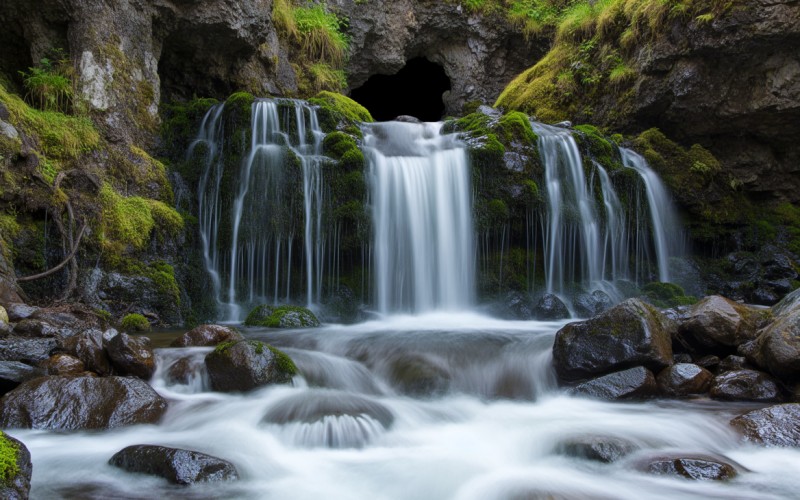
{"left": 350, "top": 57, "right": 451, "bottom": 122}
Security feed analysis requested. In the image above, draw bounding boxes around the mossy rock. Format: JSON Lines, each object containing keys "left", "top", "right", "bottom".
{"left": 206, "top": 340, "right": 297, "bottom": 392}
{"left": 120, "top": 313, "right": 151, "bottom": 332}
{"left": 308, "top": 91, "right": 372, "bottom": 132}
{"left": 642, "top": 282, "right": 697, "bottom": 308}
{"left": 244, "top": 304, "right": 320, "bottom": 328}
{"left": 0, "top": 431, "right": 31, "bottom": 498}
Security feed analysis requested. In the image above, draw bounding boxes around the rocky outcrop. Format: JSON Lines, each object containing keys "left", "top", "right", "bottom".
{"left": 109, "top": 445, "right": 239, "bottom": 485}
{"left": 0, "top": 376, "right": 167, "bottom": 430}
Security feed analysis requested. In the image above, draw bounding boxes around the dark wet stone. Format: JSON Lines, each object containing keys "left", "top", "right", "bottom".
{"left": 572, "top": 290, "right": 613, "bottom": 318}
{"left": 695, "top": 355, "right": 720, "bottom": 371}
{"left": 559, "top": 435, "right": 637, "bottom": 463}
{"left": 718, "top": 355, "right": 751, "bottom": 373}
{"left": 263, "top": 391, "right": 394, "bottom": 428}
{"left": 0, "top": 376, "right": 167, "bottom": 430}
{"left": 388, "top": 353, "right": 450, "bottom": 397}
{"left": 169, "top": 324, "right": 243, "bottom": 348}
{"left": 0, "top": 337, "right": 58, "bottom": 364}
{"left": 673, "top": 353, "right": 693, "bottom": 364}
{"left": 39, "top": 353, "right": 85, "bottom": 376}
{"left": 677, "top": 295, "right": 759, "bottom": 349}
{"left": 730, "top": 404, "right": 800, "bottom": 447}
{"left": 0, "top": 361, "right": 43, "bottom": 396}
{"left": 634, "top": 453, "right": 740, "bottom": 480}
{"left": 571, "top": 366, "right": 657, "bottom": 401}
{"left": 166, "top": 357, "right": 193, "bottom": 385}
{"left": 656, "top": 363, "right": 713, "bottom": 397}
{"left": 553, "top": 299, "right": 672, "bottom": 382}
{"left": 109, "top": 445, "right": 238, "bottom": 485}
{"left": 710, "top": 369, "right": 783, "bottom": 402}
{"left": 205, "top": 340, "right": 295, "bottom": 392}
{"left": 754, "top": 295, "right": 800, "bottom": 380}
{"left": 60, "top": 329, "right": 112, "bottom": 375}
{"left": 106, "top": 333, "right": 156, "bottom": 379}
{"left": 0, "top": 432, "right": 32, "bottom": 500}
{"left": 533, "top": 293, "right": 570, "bottom": 320}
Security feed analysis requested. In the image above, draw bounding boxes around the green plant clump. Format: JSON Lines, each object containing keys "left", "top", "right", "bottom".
{"left": 120, "top": 313, "right": 151, "bottom": 332}
{"left": 0, "top": 431, "right": 20, "bottom": 485}
{"left": 309, "top": 91, "right": 373, "bottom": 131}
{"left": 642, "top": 281, "right": 697, "bottom": 308}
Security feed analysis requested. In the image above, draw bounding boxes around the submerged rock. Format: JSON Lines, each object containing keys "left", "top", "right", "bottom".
{"left": 710, "top": 369, "right": 783, "bottom": 402}
{"left": 571, "top": 366, "right": 657, "bottom": 401}
{"left": 0, "top": 376, "right": 167, "bottom": 430}
{"left": 109, "top": 445, "right": 238, "bottom": 485}
{"left": 169, "top": 324, "right": 243, "bottom": 348}
{"left": 656, "top": 363, "right": 713, "bottom": 397}
{"left": 553, "top": 299, "right": 673, "bottom": 382}
{"left": 632, "top": 452, "right": 741, "bottom": 481}
{"left": 106, "top": 333, "right": 156, "bottom": 379}
{"left": 205, "top": 340, "right": 296, "bottom": 392}
{"left": 559, "top": 435, "right": 638, "bottom": 463}
{"left": 388, "top": 353, "right": 450, "bottom": 397}
{"left": 0, "top": 432, "right": 32, "bottom": 500}
{"left": 533, "top": 293, "right": 570, "bottom": 320}
{"left": 730, "top": 404, "right": 800, "bottom": 447}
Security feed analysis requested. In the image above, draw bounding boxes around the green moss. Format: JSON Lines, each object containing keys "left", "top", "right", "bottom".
{"left": 308, "top": 91, "right": 373, "bottom": 131}
{"left": 575, "top": 123, "right": 616, "bottom": 166}
{"left": 214, "top": 340, "right": 239, "bottom": 354}
{"left": 0, "top": 431, "right": 20, "bottom": 485}
{"left": 120, "top": 313, "right": 151, "bottom": 332}
{"left": 498, "top": 111, "right": 536, "bottom": 143}
{"left": 245, "top": 304, "right": 319, "bottom": 328}
{"left": 487, "top": 199, "right": 510, "bottom": 223}
{"left": 99, "top": 183, "right": 155, "bottom": 251}
{"left": 267, "top": 345, "right": 298, "bottom": 375}
{"left": 147, "top": 200, "right": 184, "bottom": 238}
{"left": 642, "top": 281, "right": 697, "bottom": 308}
{"left": 244, "top": 304, "right": 275, "bottom": 326}
{"left": 340, "top": 148, "right": 365, "bottom": 171}
{"left": 226, "top": 92, "right": 255, "bottom": 114}
{"left": 323, "top": 131, "right": 358, "bottom": 158}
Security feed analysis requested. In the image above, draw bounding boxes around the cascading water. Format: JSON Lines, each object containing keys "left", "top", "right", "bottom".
{"left": 192, "top": 99, "right": 330, "bottom": 321}
{"left": 363, "top": 121, "right": 475, "bottom": 313}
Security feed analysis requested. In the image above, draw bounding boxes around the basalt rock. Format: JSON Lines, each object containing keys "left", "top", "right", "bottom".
{"left": 109, "top": 445, "right": 238, "bottom": 485}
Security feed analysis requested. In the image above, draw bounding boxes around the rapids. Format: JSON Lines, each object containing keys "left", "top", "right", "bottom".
{"left": 10, "top": 314, "right": 800, "bottom": 499}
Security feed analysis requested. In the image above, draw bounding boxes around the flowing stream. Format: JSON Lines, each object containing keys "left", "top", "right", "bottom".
{"left": 10, "top": 315, "right": 800, "bottom": 499}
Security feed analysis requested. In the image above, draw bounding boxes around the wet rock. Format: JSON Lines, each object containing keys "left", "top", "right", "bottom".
{"left": 205, "top": 340, "right": 296, "bottom": 392}
{"left": 0, "top": 337, "right": 58, "bottom": 364}
{"left": 695, "top": 355, "right": 720, "bottom": 372}
{"left": 572, "top": 290, "right": 612, "bottom": 318}
{"left": 166, "top": 357, "right": 193, "bottom": 385}
{"left": 571, "top": 366, "right": 657, "bottom": 400}
{"left": 753, "top": 294, "right": 800, "bottom": 380}
{"left": 633, "top": 453, "right": 741, "bottom": 481}
{"left": 388, "top": 354, "right": 450, "bottom": 396}
{"left": 710, "top": 369, "right": 783, "bottom": 402}
{"left": 677, "top": 295, "right": 759, "bottom": 350}
{"left": 533, "top": 293, "right": 570, "bottom": 320}
{"left": 0, "top": 432, "right": 32, "bottom": 500}
{"left": 263, "top": 391, "right": 394, "bottom": 428}
{"left": 11, "top": 319, "right": 64, "bottom": 338}
{"left": 559, "top": 435, "right": 637, "bottom": 463}
{"left": 730, "top": 404, "right": 800, "bottom": 447}
{"left": 0, "top": 361, "right": 43, "bottom": 396}
{"left": 109, "top": 445, "right": 238, "bottom": 485}
{"left": 553, "top": 299, "right": 673, "bottom": 382}
{"left": 170, "top": 324, "right": 243, "bottom": 348}
{"left": 321, "top": 285, "right": 363, "bottom": 324}
{"left": 4, "top": 304, "right": 38, "bottom": 322}
{"left": 656, "top": 363, "right": 713, "bottom": 397}
{"left": 0, "top": 376, "right": 167, "bottom": 430}
{"left": 244, "top": 304, "right": 320, "bottom": 328}
{"left": 718, "top": 355, "right": 751, "bottom": 373}
{"left": 60, "top": 329, "right": 112, "bottom": 375}
{"left": 673, "top": 353, "right": 693, "bottom": 364}
{"left": 30, "top": 309, "right": 81, "bottom": 329}
{"left": 498, "top": 291, "right": 534, "bottom": 320}
{"left": 107, "top": 333, "right": 156, "bottom": 379}
{"left": 40, "top": 354, "right": 85, "bottom": 376}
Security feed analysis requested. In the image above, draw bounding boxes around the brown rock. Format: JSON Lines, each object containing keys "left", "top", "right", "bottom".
{"left": 656, "top": 363, "right": 713, "bottom": 397}
{"left": 170, "top": 324, "right": 243, "bottom": 348}
{"left": 731, "top": 403, "right": 800, "bottom": 447}
{"left": 107, "top": 333, "right": 156, "bottom": 379}
{"left": 710, "top": 369, "right": 783, "bottom": 402}
{"left": 40, "top": 353, "right": 85, "bottom": 376}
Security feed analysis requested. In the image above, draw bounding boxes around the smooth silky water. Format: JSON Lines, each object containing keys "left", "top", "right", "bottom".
{"left": 9, "top": 314, "right": 800, "bottom": 499}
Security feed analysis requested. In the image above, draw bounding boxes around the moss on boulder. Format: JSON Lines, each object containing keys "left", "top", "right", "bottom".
{"left": 244, "top": 304, "right": 320, "bottom": 328}
{"left": 308, "top": 91, "right": 373, "bottom": 132}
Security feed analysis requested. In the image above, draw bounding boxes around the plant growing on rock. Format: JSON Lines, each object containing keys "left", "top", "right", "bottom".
{"left": 19, "top": 49, "right": 75, "bottom": 113}
{"left": 121, "top": 313, "right": 151, "bottom": 332}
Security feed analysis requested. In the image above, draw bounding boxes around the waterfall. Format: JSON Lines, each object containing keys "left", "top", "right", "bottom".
{"left": 192, "top": 99, "right": 330, "bottom": 321}
{"left": 620, "top": 148, "right": 684, "bottom": 283}
{"left": 364, "top": 121, "right": 475, "bottom": 313}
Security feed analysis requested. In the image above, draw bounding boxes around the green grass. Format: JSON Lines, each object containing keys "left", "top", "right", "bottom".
{"left": 293, "top": 3, "right": 349, "bottom": 67}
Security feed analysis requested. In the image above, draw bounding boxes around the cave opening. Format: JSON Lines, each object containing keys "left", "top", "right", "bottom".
{"left": 350, "top": 57, "right": 451, "bottom": 122}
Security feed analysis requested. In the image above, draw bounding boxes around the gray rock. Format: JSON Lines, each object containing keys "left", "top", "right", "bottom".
{"left": 533, "top": 293, "right": 570, "bottom": 320}
{"left": 571, "top": 366, "right": 657, "bottom": 401}
{"left": 730, "top": 404, "right": 800, "bottom": 446}
{"left": 204, "top": 340, "right": 296, "bottom": 392}
{"left": 753, "top": 295, "right": 800, "bottom": 380}
{"left": 60, "top": 329, "right": 112, "bottom": 375}
{"left": 632, "top": 452, "right": 742, "bottom": 480}
{"left": 559, "top": 435, "right": 637, "bottom": 463}
{"left": 553, "top": 299, "right": 673, "bottom": 382}
{"left": 710, "top": 369, "right": 783, "bottom": 402}
{"left": 171, "top": 324, "right": 243, "bottom": 348}
{"left": 572, "top": 290, "right": 612, "bottom": 318}
{"left": 718, "top": 355, "right": 751, "bottom": 373}
{"left": 109, "top": 445, "right": 238, "bottom": 485}
{"left": 388, "top": 353, "right": 450, "bottom": 397}
{"left": 0, "top": 337, "right": 58, "bottom": 364}
{"left": 4, "top": 304, "right": 38, "bottom": 322}
{"left": 0, "top": 376, "right": 167, "bottom": 430}
{"left": 0, "top": 361, "right": 43, "bottom": 396}
{"left": 656, "top": 363, "right": 713, "bottom": 397}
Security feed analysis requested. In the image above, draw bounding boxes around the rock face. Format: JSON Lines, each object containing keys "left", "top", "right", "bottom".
{"left": 730, "top": 404, "right": 800, "bottom": 447}
{"left": 710, "top": 369, "right": 783, "bottom": 402}
{"left": 106, "top": 333, "right": 156, "bottom": 379}
{"left": 656, "top": 363, "right": 713, "bottom": 397}
{"left": 204, "top": 340, "right": 296, "bottom": 392}
{"left": 170, "top": 324, "right": 243, "bottom": 348}
{"left": 0, "top": 432, "right": 32, "bottom": 500}
{"left": 0, "top": 376, "right": 167, "bottom": 430}
{"left": 571, "top": 366, "right": 657, "bottom": 400}
{"left": 109, "top": 445, "right": 238, "bottom": 485}
{"left": 552, "top": 299, "right": 673, "bottom": 382}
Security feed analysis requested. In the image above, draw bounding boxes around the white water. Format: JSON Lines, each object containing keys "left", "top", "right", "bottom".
{"left": 364, "top": 121, "right": 475, "bottom": 313}
{"left": 12, "top": 317, "right": 800, "bottom": 499}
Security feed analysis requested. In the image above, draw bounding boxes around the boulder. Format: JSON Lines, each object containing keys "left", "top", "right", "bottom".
{"left": 169, "top": 324, "right": 243, "bottom": 348}
{"left": 0, "top": 320, "right": 10, "bottom": 335}
{"left": 695, "top": 354, "right": 721, "bottom": 372}
{"left": 109, "top": 445, "right": 238, "bottom": 485}
{"left": 388, "top": 354, "right": 450, "bottom": 396}
{"left": 632, "top": 453, "right": 741, "bottom": 481}
{"left": 710, "top": 369, "right": 783, "bottom": 402}
{"left": 4, "top": 304, "right": 38, "bottom": 322}
{"left": 718, "top": 355, "right": 751, "bottom": 373}
{"left": 0, "top": 337, "right": 58, "bottom": 364}
{"left": 204, "top": 340, "right": 296, "bottom": 392}
{"left": 0, "top": 376, "right": 167, "bottom": 430}
{"left": 553, "top": 299, "right": 673, "bottom": 382}
{"left": 572, "top": 290, "right": 612, "bottom": 318}
{"left": 559, "top": 435, "right": 637, "bottom": 463}
{"left": 656, "top": 363, "right": 713, "bottom": 397}
{"left": 106, "top": 333, "right": 156, "bottom": 379}
{"left": 497, "top": 291, "right": 534, "bottom": 320}
{"left": 165, "top": 357, "right": 193, "bottom": 385}
{"left": 0, "top": 361, "right": 43, "bottom": 396}
{"left": 730, "top": 404, "right": 800, "bottom": 447}
{"left": 533, "top": 293, "right": 570, "bottom": 320}
{"left": 60, "top": 329, "right": 112, "bottom": 375}
{"left": 11, "top": 319, "right": 64, "bottom": 338}
{"left": 263, "top": 391, "right": 394, "bottom": 428}
{"left": 244, "top": 304, "right": 320, "bottom": 328}
{"left": 571, "top": 367, "right": 657, "bottom": 401}
{"left": 677, "top": 295, "right": 759, "bottom": 349}
{"left": 0, "top": 432, "right": 32, "bottom": 500}
{"left": 40, "top": 354, "right": 85, "bottom": 376}
{"left": 753, "top": 296, "right": 800, "bottom": 380}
